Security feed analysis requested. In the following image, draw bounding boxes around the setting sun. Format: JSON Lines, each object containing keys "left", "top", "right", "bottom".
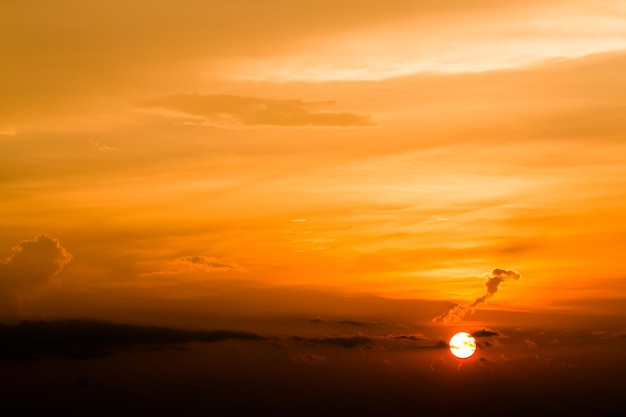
{"left": 449, "top": 332, "right": 477, "bottom": 359}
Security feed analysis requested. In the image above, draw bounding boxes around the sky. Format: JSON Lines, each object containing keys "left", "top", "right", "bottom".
{"left": 1, "top": 1, "right": 626, "bottom": 415}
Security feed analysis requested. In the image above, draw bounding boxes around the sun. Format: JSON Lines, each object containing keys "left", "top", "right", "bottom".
{"left": 449, "top": 332, "right": 476, "bottom": 359}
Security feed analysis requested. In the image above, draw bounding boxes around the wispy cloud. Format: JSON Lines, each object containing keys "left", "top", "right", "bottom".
{"left": 0, "top": 128, "right": 17, "bottom": 136}
{"left": 292, "top": 335, "right": 373, "bottom": 349}
{"left": 135, "top": 94, "right": 374, "bottom": 128}
{"left": 142, "top": 255, "right": 246, "bottom": 276}
{"left": 90, "top": 140, "right": 118, "bottom": 152}
{"left": 433, "top": 269, "right": 522, "bottom": 323}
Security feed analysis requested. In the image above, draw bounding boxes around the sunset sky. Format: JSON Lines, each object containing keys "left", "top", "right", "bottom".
{"left": 1, "top": 1, "right": 626, "bottom": 415}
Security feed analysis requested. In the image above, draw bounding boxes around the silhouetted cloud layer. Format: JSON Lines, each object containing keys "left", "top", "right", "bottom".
{"left": 433, "top": 268, "right": 522, "bottom": 323}
{"left": 387, "top": 334, "right": 424, "bottom": 341}
{"left": 0, "top": 320, "right": 266, "bottom": 360}
{"left": 308, "top": 317, "right": 391, "bottom": 327}
{"left": 336, "top": 320, "right": 370, "bottom": 326}
{"left": 292, "top": 335, "right": 372, "bottom": 348}
{"left": 136, "top": 94, "right": 374, "bottom": 127}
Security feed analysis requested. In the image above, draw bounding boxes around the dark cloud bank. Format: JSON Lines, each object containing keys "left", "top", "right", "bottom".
{"left": 0, "top": 320, "right": 266, "bottom": 360}
{"left": 292, "top": 335, "right": 373, "bottom": 349}
{"left": 0, "top": 319, "right": 625, "bottom": 417}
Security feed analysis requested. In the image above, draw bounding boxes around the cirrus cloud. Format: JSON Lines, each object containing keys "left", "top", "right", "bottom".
{"left": 135, "top": 94, "right": 374, "bottom": 128}
{"left": 142, "top": 255, "right": 247, "bottom": 277}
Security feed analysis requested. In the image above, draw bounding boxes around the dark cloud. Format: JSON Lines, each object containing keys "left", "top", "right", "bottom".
{"left": 337, "top": 320, "right": 369, "bottom": 326}
{"left": 308, "top": 318, "right": 388, "bottom": 326}
{"left": 0, "top": 320, "right": 266, "bottom": 361}
{"left": 472, "top": 329, "right": 501, "bottom": 338}
{"left": 433, "top": 268, "right": 521, "bottom": 323}
{"left": 0, "top": 234, "right": 72, "bottom": 289}
{"left": 387, "top": 334, "right": 424, "bottom": 341}
{"left": 135, "top": 94, "right": 374, "bottom": 127}
{"left": 335, "top": 319, "right": 388, "bottom": 327}
{"left": 292, "top": 335, "right": 372, "bottom": 349}
{"left": 289, "top": 351, "right": 326, "bottom": 365}
{"left": 432, "top": 340, "right": 450, "bottom": 349}
{"left": 0, "top": 235, "right": 72, "bottom": 316}
{"left": 383, "top": 335, "right": 447, "bottom": 350}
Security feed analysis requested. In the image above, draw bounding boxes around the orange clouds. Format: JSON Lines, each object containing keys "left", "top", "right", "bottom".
{"left": 136, "top": 94, "right": 373, "bottom": 127}
{"left": 143, "top": 255, "right": 246, "bottom": 277}
{"left": 433, "top": 269, "right": 522, "bottom": 323}
{"left": 0, "top": 235, "right": 72, "bottom": 316}
{"left": 0, "top": 0, "right": 625, "bottom": 329}
{"left": 0, "top": 235, "right": 72, "bottom": 290}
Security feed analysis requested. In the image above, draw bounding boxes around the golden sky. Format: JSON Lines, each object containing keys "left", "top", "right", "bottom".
{"left": 1, "top": 0, "right": 626, "bottom": 328}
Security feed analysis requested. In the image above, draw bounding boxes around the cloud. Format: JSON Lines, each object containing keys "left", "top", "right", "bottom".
{"left": 2, "top": 0, "right": 518, "bottom": 128}
{"left": 0, "top": 128, "right": 17, "bottom": 136}
{"left": 292, "top": 333, "right": 447, "bottom": 351}
{"left": 0, "top": 320, "right": 266, "bottom": 360}
{"left": 387, "top": 334, "right": 424, "bottom": 341}
{"left": 525, "top": 339, "right": 539, "bottom": 350}
{"left": 289, "top": 351, "right": 327, "bottom": 365}
{"left": 135, "top": 94, "right": 374, "bottom": 127}
{"left": 292, "top": 335, "right": 372, "bottom": 349}
{"left": 472, "top": 329, "right": 501, "bottom": 338}
{"left": 432, "top": 340, "right": 450, "bottom": 349}
{"left": 143, "top": 255, "right": 246, "bottom": 276}
{"left": 0, "top": 235, "right": 72, "bottom": 316}
{"left": 336, "top": 320, "right": 368, "bottom": 326}
{"left": 90, "top": 139, "right": 118, "bottom": 152}
{"left": 433, "top": 268, "right": 522, "bottom": 323}
{"left": 336, "top": 319, "right": 384, "bottom": 327}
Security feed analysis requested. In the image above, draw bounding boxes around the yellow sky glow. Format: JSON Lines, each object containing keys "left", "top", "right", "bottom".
{"left": 220, "top": 1, "right": 626, "bottom": 81}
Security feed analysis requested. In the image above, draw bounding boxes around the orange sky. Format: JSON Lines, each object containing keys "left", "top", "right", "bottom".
{"left": 1, "top": 0, "right": 626, "bottom": 329}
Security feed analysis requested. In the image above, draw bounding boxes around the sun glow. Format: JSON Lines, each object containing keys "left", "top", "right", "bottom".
{"left": 220, "top": 5, "right": 626, "bottom": 82}
{"left": 449, "top": 332, "right": 477, "bottom": 359}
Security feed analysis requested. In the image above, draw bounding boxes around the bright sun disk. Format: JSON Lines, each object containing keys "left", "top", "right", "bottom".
{"left": 449, "top": 332, "right": 476, "bottom": 359}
